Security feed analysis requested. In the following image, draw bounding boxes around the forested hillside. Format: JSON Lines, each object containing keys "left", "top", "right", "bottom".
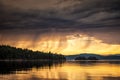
{"left": 0, "top": 45, "right": 66, "bottom": 60}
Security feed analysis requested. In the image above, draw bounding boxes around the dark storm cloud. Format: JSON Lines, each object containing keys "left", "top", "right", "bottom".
{"left": 0, "top": 0, "right": 120, "bottom": 44}
{"left": 0, "top": 9, "right": 76, "bottom": 30}
{"left": 68, "top": 0, "right": 120, "bottom": 25}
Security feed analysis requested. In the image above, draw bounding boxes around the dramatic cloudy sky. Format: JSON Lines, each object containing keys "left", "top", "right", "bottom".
{"left": 0, "top": 0, "right": 120, "bottom": 55}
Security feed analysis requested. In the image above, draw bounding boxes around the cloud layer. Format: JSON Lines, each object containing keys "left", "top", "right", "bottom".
{"left": 0, "top": 0, "right": 120, "bottom": 54}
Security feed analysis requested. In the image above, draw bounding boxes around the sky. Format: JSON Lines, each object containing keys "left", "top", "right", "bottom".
{"left": 0, "top": 0, "right": 120, "bottom": 55}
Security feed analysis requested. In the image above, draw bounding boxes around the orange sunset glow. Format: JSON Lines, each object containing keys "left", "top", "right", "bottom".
{"left": 0, "top": 0, "right": 120, "bottom": 55}
{"left": 1, "top": 33, "right": 120, "bottom": 55}
{"left": 0, "top": 0, "right": 120, "bottom": 80}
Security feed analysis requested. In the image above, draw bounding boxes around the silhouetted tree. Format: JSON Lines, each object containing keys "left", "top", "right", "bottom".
{"left": 0, "top": 45, "right": 66, "bottom": 60}
{"left": 75, "top": 56, "right": 99, "bottom": 60}
{"left": 88, "top": 56, "right": 98, "bottom": 60}
{"left": 75, "top": 56, "right": 86, "bottom": 60}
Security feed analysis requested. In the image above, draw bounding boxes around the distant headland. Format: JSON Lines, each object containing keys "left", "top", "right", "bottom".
{"left": 0, "top": 45, "right": 66, "bottom": 61}
{"left": 66, "top": 53, "right": 120, "bottom": 60}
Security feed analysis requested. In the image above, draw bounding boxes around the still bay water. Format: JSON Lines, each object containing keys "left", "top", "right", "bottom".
{"left": 0, "top": 61, "right": 120, "bottom": 80}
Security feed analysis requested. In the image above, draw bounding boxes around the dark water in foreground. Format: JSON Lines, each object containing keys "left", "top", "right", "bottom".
{"left": 0, "top": 61, "right": 120, "bottom": 80}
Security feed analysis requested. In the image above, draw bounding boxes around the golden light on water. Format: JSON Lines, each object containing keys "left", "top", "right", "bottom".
{"left": 0, "top": 62, "right": 120, "bottom": 80}
{"left": 1, "top": 34, "right": 120, "bottom": 55}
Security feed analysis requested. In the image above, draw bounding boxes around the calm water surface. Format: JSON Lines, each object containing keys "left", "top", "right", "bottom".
{"left": 0, "top": 61, "right": 120, "bottom": 80}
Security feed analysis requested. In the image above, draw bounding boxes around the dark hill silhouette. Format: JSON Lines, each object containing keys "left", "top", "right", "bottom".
{"left": 75, "top": 56, "right": 87, "bottom": 60}
{"left": 66, "top": 53, "right": 120, "bottom": 60}
{"left": 75, "top": 56, "right": 99, "bottom": 60}
{"left": 0, "top": 45, "right": 66, "bottom": 60}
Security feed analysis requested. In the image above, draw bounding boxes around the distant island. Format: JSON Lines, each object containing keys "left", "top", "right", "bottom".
{"left": 66, "top": 53, "right": 120, "bottom": 60}
{"left": 0, "top": 45, "right": 66, "bottom": 61}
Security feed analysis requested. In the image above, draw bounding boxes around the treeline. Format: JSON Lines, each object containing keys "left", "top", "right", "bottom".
{"left": 75, "top": 56, "right": 98, "bottom": 60}
{"left": 0, "top": 45, "right": 66, "bottom": 60}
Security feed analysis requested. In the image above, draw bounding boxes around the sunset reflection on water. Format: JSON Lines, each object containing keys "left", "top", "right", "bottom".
{"left": 0, "top": 61, "right": 120, "bottom": 80}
